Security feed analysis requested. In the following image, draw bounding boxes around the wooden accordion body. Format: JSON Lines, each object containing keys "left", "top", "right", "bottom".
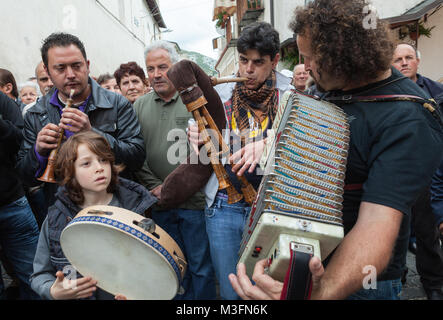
{"left": 238, "top": 91, "right": 350, "bottom": 281}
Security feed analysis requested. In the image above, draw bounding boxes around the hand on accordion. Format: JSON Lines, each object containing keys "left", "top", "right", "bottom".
{"left": 229, "top": 260, "right": 283, "bottom": 300}
{"left": 230, "top": 138, "right": 267, "bottom": 176}
{"left": 229, "top": 256, "right": 325, "bottom": 300}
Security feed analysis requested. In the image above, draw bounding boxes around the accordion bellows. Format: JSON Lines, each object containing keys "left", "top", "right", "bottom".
{"left": 238, "top": 92, "right": 350, "bottom": 281}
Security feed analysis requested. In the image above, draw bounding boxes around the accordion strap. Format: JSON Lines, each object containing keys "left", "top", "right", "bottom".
{"left": 280, "top": 246, "right": 313, "bottom": 300}
{"left": 344, "top": 183, "right": 364, "bottom": 191}
{"left": 326, "top": 94, "right": 442, "bottom": 126}
{"left": 327, "top": 93, "right": 433, "bottom": 106}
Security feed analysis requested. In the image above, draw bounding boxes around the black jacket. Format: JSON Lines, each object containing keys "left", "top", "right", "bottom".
{"left": 35, "top": 177, "right": 157, "bottom": 300}
{"left": 416, "top": 73, "right": 443, "bottom": 112}
{"left": 431, "top": 159, "right": 443, "bottom": 228}
{"left": 416, "top": 74, "right": 443, "bottom": 100}
{"left": 16, "top": 78, "right": 146, "bottom": 208}
{"left": 0, "top": 92, "right": 25, "bottom": 207}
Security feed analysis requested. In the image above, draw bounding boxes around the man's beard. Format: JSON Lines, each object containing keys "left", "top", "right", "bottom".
{"left": 315, "top": 83, "right": 326, "bottom": 93}
{"left": 309, "top": 71, "right": 326, "bottom": 93}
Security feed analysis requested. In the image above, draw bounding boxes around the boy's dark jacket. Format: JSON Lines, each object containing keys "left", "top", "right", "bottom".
{"left": 47, "top": 177, "right": 157, "bottom": 299}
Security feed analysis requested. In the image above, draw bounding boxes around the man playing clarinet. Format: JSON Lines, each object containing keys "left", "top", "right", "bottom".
{"left": 17, "top": 32, "right": 145, "bottom": 213}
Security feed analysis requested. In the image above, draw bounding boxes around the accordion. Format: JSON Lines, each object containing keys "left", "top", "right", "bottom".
{"left": 238, "top": 91, "right": 350, "bottom": 296}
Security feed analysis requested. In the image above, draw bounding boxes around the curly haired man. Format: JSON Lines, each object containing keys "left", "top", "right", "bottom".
{"left": 229, "top": 0, "right": 443, "bottom": 300}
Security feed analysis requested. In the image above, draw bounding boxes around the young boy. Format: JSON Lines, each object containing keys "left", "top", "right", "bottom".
{"left": 30, "top": 131, "right": 157, "bottom": 300}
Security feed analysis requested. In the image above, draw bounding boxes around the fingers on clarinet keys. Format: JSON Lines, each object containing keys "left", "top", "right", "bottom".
{"left": 40, "top": 124, "right": 61, "bottom": 139}
{"left": 36, "top": 129, "right": 61, "bottom": 155}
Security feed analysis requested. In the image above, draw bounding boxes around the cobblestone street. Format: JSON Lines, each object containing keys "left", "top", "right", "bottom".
{"left": 401, "top": 251, "right": 427, "bottom": 300}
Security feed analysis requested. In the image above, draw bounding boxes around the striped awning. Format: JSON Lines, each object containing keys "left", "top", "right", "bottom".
{"left": 213, "top": 0, "right": 237, "bottom": 21}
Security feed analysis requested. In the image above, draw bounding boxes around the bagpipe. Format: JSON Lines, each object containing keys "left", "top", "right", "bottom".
{"left": 159, "top": 60, "right": 257, "bottom": 207}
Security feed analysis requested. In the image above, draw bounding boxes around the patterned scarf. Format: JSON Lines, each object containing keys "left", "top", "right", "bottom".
{"left": 232, "top": 70, "right": 278, "bottom": 134}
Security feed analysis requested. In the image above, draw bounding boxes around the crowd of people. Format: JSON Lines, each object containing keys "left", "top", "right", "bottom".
{"left": 1, "top": 0, "right": 443, "bottom": 301}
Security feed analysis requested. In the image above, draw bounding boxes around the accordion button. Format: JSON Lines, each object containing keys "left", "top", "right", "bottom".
{"left": 253, "top": 246, "right": 262, "bottom": 254}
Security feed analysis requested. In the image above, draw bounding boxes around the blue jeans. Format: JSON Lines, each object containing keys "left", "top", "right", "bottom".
{"left": 151, "top": 208, "right": 216, "bottom": 300}
{"left": 0, "top": 196, "right": 40, "bottom": 300}
{"left": 205, "top": 195, "right": 251, "bottom": 300}
{"left": 346, "top": 279, "right": 402, "bottom": 300}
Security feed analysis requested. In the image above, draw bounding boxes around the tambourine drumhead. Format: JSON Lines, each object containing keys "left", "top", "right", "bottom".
{"left": 60, "top": 205, "right": 186, "bottom": 300}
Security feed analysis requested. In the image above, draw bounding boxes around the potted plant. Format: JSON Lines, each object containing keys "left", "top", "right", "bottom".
{"left": 407, "top": 21, "right": 435, "bottom": 40}
{"left": 281, "top": 47, "right": 300, "bottom": 71}
{"left": 216, "top": 11, "right": 230, "bottom": 29}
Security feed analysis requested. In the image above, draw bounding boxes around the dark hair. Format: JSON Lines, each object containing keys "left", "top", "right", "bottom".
{"left": 290, "top": 0, "right": 394, "bottom": 85}
{"left": 55, "top": 131, "right": 124, "bottom": 206}
{"left": 114, "top": 62, "right": 146, "bottom": 88}
{"left": 0, "top": 68, "right": 19, "bottom": 99}
{"left": 41, "top": 32, "right": 88, "bottom": 68}
{"left": 237, "top": 22, "right": 280, "bottom": 60}
{"left": 97, "top": 73, "right": 114, "bottom": 85}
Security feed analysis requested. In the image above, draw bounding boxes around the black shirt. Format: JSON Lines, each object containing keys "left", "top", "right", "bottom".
{"left": 0, "top": 92, "right": 25, "bottom": 207}
{"left": 325, "top": 68, "right": 443, "bottom": 280}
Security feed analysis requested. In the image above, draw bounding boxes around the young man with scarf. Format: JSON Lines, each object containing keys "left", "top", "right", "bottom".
{"left": 188, "top": 21, "right": 293, "bottom": 299}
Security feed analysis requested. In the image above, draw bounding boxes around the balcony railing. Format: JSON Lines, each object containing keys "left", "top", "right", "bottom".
{"left": 237, "top": 0, "right": 264, "bottom": 27}
{"left": 237, "top": 0, "right": 264, "bottom": 28}
{"left": 247, "top": 0, "right": 263, "bottom": 9}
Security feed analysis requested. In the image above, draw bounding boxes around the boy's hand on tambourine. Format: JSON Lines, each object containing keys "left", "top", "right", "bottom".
{"left": 50, "top": 270, "right": 97, "bottom": 300}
